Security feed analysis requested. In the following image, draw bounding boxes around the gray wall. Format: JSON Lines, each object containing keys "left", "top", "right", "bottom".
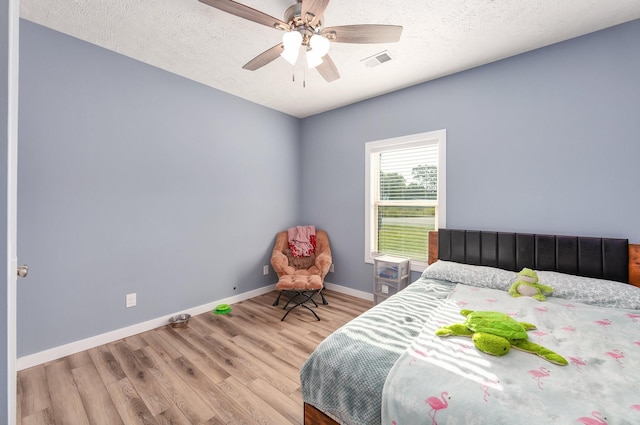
{"left": 1, "top": 0, "right": 10, "bottom": 420}
{"left": 17, "top": 21, "right": 300, "bottom": 356}
{"left": 16, "top": 18, "right": 640, "bottom": 357}
{"left": 300, "top": 20, "right": 640, "bottom": 293}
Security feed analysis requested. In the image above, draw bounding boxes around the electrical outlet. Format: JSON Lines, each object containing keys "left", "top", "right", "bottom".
{"left": 263, "top": 265, "right": 269, "bottom": 275}
{"left": 126, "top": 293, "right": 137, "bottom": 308}
{"left": 381, "top": 285, "right": 389, "bottom": 294}
{"left": 330, "top": 264, "right": 334, "bottom": 273}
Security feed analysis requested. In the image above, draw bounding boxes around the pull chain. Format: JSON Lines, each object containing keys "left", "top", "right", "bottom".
{"left": 289, "top": 64, "right": 309, "bottom": 88}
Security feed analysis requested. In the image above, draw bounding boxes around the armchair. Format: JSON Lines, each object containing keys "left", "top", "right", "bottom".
{"left": 271, "top": 229, "right": 332, "bottom": 320}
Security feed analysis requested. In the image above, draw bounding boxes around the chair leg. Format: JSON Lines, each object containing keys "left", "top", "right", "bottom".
{"left": 279, "top": 290, "right": 321, "bottom": 321}
{"left": 319, "top": 289, "right": 328, "bottom": 305}
{"left": 272, "top": 291, "right": 282, "bottom": 306}
{"left": 281, "top": 293, "right": 295, "bottom": 310}
{"left": 281, "top": 302, "right": 320, "bottom": 321}
{"left": 281, "top": 291, "right": 313, "bottom": 310}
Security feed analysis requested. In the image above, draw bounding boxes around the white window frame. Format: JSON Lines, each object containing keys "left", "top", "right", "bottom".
{"left": 364, "top": 129, "right": 446, "bottom": 272}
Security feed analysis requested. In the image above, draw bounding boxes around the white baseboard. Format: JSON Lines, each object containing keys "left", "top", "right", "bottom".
{"left": 16, "top": 284, "right": 276, "bottom": 371}
{"left": 323, "top": 281, "right": 373, "bottom": 302}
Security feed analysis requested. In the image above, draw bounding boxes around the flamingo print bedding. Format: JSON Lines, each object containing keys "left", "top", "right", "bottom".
{"left": 381, "top": 281, "right": 640, "bottom": 425}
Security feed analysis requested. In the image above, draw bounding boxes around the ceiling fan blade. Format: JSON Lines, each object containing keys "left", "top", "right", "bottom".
{"left": 301, "top": 0, "right": 330, "bottom": 26}
{"left": 322, "top": 24, "right": 403, "bottom": 44}
{"left": 242, "top": 43, "right": 284, "bottom": 71}
{"left": 316, "top": 54, "right": 340, "bottom": 82}
{"left": 199, "top": 0, "right": 290, "bottom": 31}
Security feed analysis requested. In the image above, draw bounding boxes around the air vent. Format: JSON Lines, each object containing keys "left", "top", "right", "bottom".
{"left": 362, "top": 50, "right": 393, "bottom": 68}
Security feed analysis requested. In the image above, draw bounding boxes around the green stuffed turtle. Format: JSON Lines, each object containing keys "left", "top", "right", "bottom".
{"left": 435, "top": 310, "right": 568, "bottom": 365}
{"left": 508, "top": 268, "right": 553, "bottom": 301}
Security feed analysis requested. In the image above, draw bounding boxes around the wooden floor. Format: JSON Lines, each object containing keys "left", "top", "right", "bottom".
{"left": 16, "top": 290, "right": 372, "bottom": 425}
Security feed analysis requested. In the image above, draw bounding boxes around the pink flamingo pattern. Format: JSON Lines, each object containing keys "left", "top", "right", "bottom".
{"left": 532, "top": 330, "right": 548, "bottom": 342}
{"left": 568, "top": 356, "right": 587, "bottom": 373}
{"left": 605, "top": 349, "right": 625, "bottom": 368}
{"left": 528, "top": 367, "right": 550, "bottom": 390}
{"left": 408, "top": 348, "right": 429, "bottom": 366}
{"left": 480, "top": 379, "right": 499, "bottom": 403}
{"left": 626, "top": 313, "right": 640, "bottom": 322}
{"left": 425, "top": 392, "right": 450, "bottom": 425}
{"left": 576, "top": 411, "right": 607, "bottom": 424}
{"left": 410, "top": 281, "right": 639, "bottom": 424}
{"left": 454, "top": 342, "right": 473, "bottom": 352}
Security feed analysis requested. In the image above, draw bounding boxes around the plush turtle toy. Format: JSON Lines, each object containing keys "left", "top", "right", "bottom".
{"left": 435, "top": 310, "right": 568, "bottom": 365}
{"left": 508, "top": 268, "right": 553, "bottom": 301}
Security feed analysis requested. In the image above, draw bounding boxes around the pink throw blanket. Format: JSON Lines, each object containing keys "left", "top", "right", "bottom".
{"left": 288, "top": 225, "right": 316, "bottom": 257}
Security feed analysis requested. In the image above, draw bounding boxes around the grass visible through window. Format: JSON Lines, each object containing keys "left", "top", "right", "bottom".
{"left": 377, "top": 206, "right": 435, "bottom": 261}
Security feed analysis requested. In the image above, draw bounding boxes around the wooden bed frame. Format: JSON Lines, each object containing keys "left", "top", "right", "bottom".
{"left": 303, "top": 230, "right": 640, "bottom": 425}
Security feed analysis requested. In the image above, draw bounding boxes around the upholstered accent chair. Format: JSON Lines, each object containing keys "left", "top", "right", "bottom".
{"left": 271, "top": 229, "right": 332, "bottom": 320}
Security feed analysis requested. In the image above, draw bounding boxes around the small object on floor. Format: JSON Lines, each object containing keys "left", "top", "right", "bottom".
{"left": 169, "top": 313, "right": 191, "bottom": 328}
{"left": 214, "top": 303, "right": 232, "bottom": 315}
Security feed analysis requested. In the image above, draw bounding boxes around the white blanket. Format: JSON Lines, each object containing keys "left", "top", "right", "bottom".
{"left": 382, "top": 284, "right": 640, "bottom": 424}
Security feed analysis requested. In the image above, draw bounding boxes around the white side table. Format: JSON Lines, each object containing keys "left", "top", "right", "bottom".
{"left": 373, "top": 255, "right": 410, "bottom": 305}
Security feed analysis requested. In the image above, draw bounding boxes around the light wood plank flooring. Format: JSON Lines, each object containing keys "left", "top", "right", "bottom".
{"left": 17, "top": 289, "right": 372, "bottom": 425}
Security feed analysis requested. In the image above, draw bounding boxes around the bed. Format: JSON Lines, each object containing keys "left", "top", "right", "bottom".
{"left": 301, "top": 229, "right": 640, "bottom": 425}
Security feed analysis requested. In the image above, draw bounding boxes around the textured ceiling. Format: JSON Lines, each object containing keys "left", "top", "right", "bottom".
{"left": 20, "top": 0, "right": 640, "bottom": 118}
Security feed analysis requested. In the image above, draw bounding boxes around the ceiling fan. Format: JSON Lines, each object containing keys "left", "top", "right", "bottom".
{"left": 198, "top": 0, "right": 403, "bottom": 82}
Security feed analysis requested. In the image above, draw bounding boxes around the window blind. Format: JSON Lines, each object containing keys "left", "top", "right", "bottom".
{"left": 375, "top": 143, "right": 438, "bottom": 261}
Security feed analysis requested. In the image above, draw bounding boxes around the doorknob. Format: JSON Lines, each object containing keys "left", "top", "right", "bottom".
{"left": 17, "top": 264, "right": 28, "bottom": 278}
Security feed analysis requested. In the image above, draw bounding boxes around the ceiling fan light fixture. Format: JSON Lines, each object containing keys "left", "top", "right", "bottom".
{"left": 282, "top": 30, "right": 303, "bottom": 50}
{"left": 309, "top": 34, "right": 330, "bottom": 57}
{"left": 281, "top": 30, "right": 303, "bottom": 65}
{"left": 281, "top": 46, "right": 300, "bottom": 65}
{"left": 306, "top": 50, "right": 324, "bottom": 68}
{"left": 199, "top": 0, "right": 402, "bottom": 83}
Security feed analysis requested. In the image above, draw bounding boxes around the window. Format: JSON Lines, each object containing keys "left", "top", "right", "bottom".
{"left": 365, "top": 130, "right": 446, "bottom": 271}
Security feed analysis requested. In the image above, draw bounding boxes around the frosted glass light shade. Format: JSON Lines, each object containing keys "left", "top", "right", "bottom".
{"left": 309, "top": 34, "right": 330, "bottom": 57}
{"left": 282, "top": 31, "right": 303, "bottom": 50}
{"left": 306, "top": 51, "right": 324, "bottom": 68}
{"left": 281, "top": 46, "right": 300, "bottom": 65}
{"left": 281, "top": 31, "right": 303, "bottom": 65}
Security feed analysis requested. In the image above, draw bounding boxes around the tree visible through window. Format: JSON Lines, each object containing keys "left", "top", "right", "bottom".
{"left": 365, "top": 130, "right": 446, "bottom": 269}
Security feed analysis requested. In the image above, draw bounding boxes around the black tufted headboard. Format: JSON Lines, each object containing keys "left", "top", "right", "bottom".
{"left": 437, "top": 229, "right": 629, "bottom": 283}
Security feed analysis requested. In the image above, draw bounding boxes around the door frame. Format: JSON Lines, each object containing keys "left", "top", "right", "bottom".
{"left": 5, "top": 0, "right": 19, "bottom": 423}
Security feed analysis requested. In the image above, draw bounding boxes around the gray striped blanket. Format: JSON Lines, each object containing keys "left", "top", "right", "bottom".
{"left": 300, "top": 278, "right": 455, "bottom": 425}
